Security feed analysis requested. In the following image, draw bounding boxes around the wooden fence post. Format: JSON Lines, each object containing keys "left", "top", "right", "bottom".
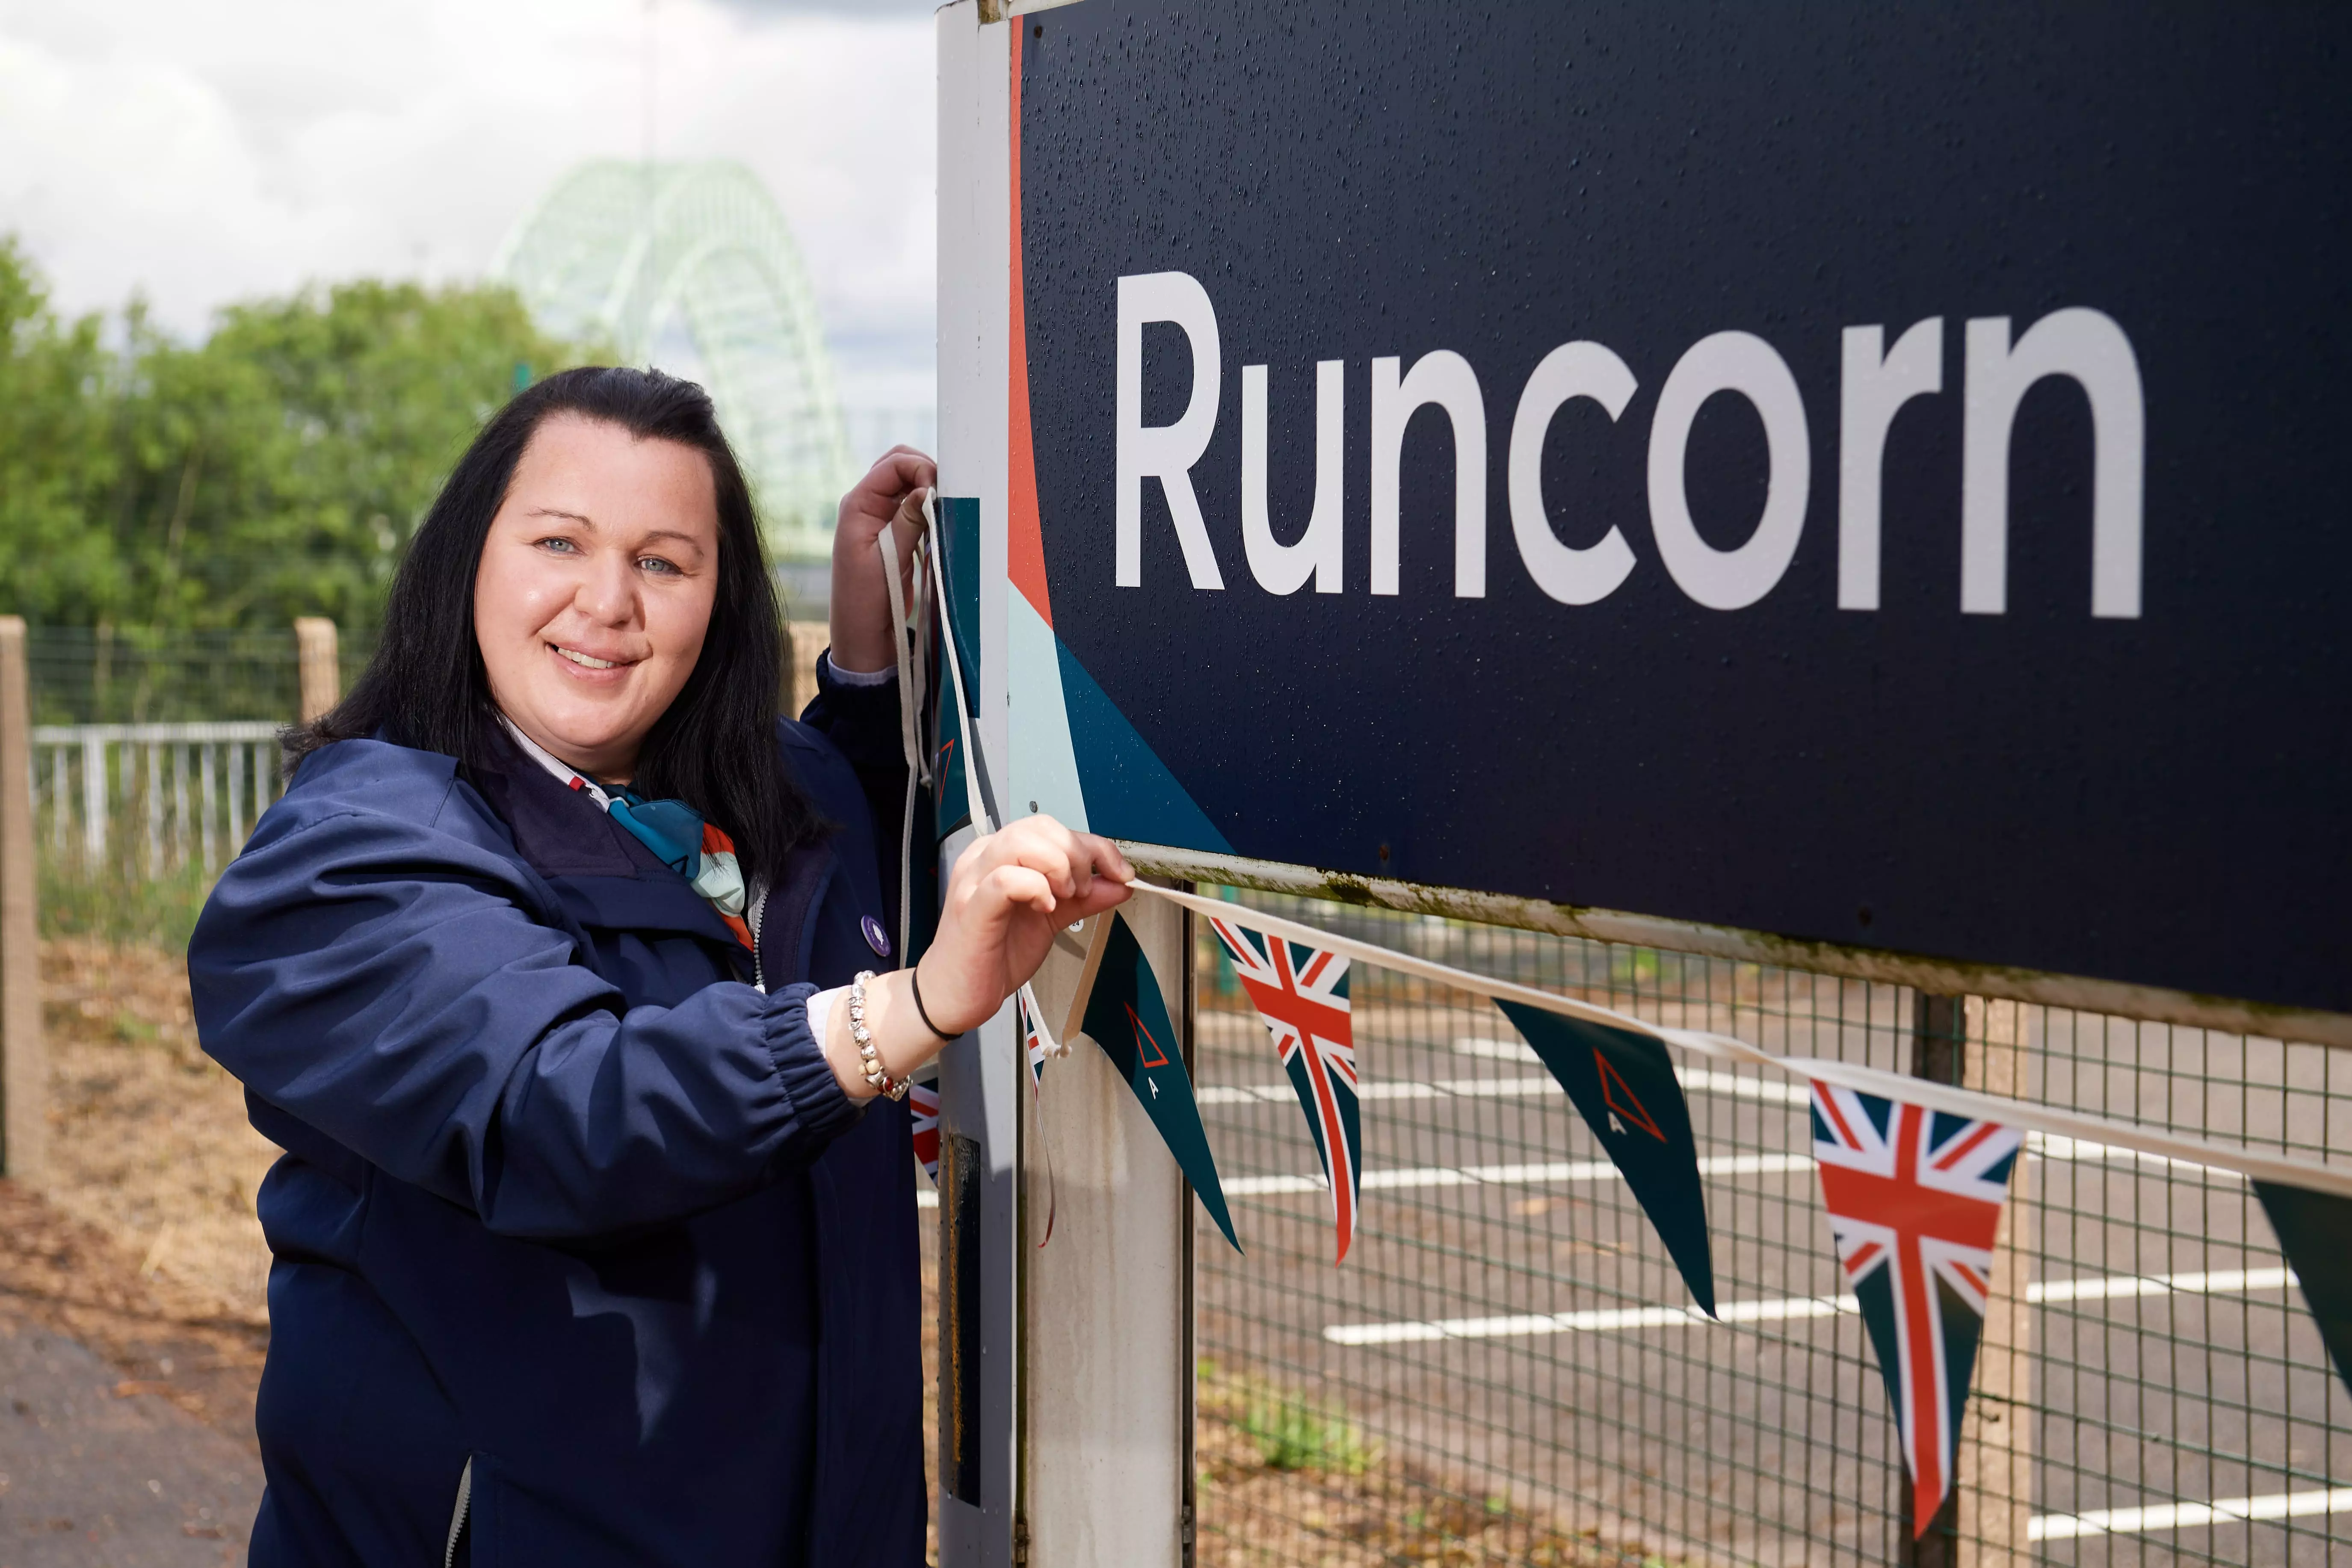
{"left": 0, "top": 616, "right": 44, "bottom": 1181}
{"left": 786, "top": 621, "right": 829, "bottom": 720}
{"left": 1960, "top": 997, "right": 2035, "bottom": 1568}
{"left": 294, "top": 617, "right": 340, "bottom": 723}
{"left": 1902, "top": 994, "right": 1967, "bottom": 1566}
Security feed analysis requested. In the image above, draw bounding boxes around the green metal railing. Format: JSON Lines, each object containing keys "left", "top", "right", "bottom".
{"left": 1192, "top": 891, "right": 2349, "bottom": 1567}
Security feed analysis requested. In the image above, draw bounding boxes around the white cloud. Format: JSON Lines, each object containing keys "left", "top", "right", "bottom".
{"left": 0, "top": 0, "right": 936, "bottom": 408}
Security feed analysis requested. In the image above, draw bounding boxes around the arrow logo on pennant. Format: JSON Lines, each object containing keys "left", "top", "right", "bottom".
{"left": 1595, "top": 1047, "right": 1667, "bottom": 1142}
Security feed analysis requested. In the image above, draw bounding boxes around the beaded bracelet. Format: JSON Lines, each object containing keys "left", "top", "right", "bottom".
{"left": 846, "top": 970, "right": 909, "bottom": 1101}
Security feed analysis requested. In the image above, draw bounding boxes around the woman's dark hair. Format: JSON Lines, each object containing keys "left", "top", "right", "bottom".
{"left": 291, "top": 365, "right": 818, "bottom": 887}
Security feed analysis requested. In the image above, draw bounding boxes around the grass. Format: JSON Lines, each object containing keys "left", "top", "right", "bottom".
{"left": 1194, "top": 1359, "right": 1686, "bottom": 1567}
{"left": 1201, "top": 1361, "right": 1382, "bottom": 1477}
{"left": 38, "top": 850, "right": 217, "bottom": 953}
{"left": 1241, "top": 1390, "right": 1383, "bottom": 1476}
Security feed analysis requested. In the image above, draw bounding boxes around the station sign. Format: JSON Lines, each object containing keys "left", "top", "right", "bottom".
{"left": 994, "top": 1, "right": 2352, "bottom": 1016}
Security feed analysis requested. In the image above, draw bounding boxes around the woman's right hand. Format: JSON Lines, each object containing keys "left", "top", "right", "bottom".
{"left": 821, "top": 816, "right": 1133, "bottom": 1098}
{"left": 827, "top": 447, "right": 935, "bottom": 676}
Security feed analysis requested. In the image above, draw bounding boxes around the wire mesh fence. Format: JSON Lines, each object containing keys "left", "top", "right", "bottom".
{"left": 23, "top": 625, "right": 375, "bottom": 727}
{"left": 1190, "top": 889, "right": 2351, "bottom": 1568}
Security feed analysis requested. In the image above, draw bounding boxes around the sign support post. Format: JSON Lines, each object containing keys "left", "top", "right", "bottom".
{"left": 1019, "top": 896, "right": 1195, "bottom": 1568}
{"left": 937, "top": 6, "right": 1197, "bottom": 1562}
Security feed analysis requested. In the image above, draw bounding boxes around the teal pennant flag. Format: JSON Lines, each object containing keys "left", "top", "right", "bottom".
{"left": 1496, "top": 1000, "right": 1716, "bottom": 1315}
{"left": 2253, "top": 1180, "right": 2352, "bottom": 1402}
{"left": 1081, "top": 912, "right": 1242, "bottom": 1253}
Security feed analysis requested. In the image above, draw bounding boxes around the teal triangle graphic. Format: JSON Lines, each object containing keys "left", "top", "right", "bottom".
{"left": 932, "top": 676, "right": 969, "bottom": 839}
{"left": 1081, "top": 912, "right": 1241, "bottom": 1251}
{"left": 931, "top": 495, "right": 990, "bottom": 829}
{"left": 934, "top": 496, "right": 983, "bottom": 724}
{"left": 2254, "top": 1180, "right": 2352, "bottom": 1402}
{"left": 1054, "top": 637, "right": 1232, "bottom": 853}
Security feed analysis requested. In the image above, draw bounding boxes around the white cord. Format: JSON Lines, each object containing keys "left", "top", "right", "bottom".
{"left": 1149, "top": 879, "right": 2352, "bottom": 1202}
{"left": 880, "top": 518, "right": 929, "bottom": 964}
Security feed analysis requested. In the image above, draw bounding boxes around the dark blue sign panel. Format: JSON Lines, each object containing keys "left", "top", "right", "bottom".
{"left": 1013, "top": 2, "right": 2352, "bottom": 1015}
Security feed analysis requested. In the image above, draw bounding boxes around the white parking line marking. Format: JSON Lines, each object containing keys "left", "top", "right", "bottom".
{"left": 1205, "top": 1070, "right": 1803, "bottom": 1107}
{"left": 1227, "top": 1130, "right": 2230, "bottom": 1201}
{"left": 1230, "top": 1153, "right": 1814, "bottom": 1198}
{"left": 1460, "top": 1037, "right": 1814, "bottom": 1106}
{"left": 2031, "top": 1485, "right": 2352, "bottom": 1541}
{"left": 2031, "top": 1266, "right": 2295, "bottom": 1304}
{"left": 1321, "top": 1265, "right": 2298, "bottom": 1346}
{"left": 1207, "top": 1056, "right": 2233, "bottom": 1183}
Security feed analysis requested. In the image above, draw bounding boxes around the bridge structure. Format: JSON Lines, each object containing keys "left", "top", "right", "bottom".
{"left": 492, "top": 159, "right": 853, "bottom": 562}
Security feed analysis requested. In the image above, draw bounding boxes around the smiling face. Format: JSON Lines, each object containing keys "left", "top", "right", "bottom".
{"left": 473, "top": 414, "right": 722, "bottom": 787}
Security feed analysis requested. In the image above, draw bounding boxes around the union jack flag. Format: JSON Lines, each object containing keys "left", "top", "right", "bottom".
{"left": 910, "top": 1080, "right": 941, "bottom": 1186}
{"left": 1017, "top": 985, "right": 1061, "bottom": 1248}
{"left": 1209, "top": 917, "right": 1361, "bottom": 1261}
{"left": 1811, "top": 1082, "right": 2021, "bottom": 1535}
{"left": 1021, "top": 990, "right": 1048, "bottom": 1093}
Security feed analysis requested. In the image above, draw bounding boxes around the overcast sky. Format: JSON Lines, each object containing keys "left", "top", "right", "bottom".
{"left": 0, "top": 0, "right": 941, "bottom": 408}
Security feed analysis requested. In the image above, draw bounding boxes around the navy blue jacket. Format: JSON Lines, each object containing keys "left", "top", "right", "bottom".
{"left": 189, "top": 669, "right": 923, "bottom": 1568}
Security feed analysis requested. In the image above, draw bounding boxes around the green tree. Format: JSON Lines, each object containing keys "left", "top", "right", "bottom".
{"left": 0, "top": 237, "right": 123, "bottom": 624}
{"left": 0, "top": 240, "right": 592, "bottom": 635}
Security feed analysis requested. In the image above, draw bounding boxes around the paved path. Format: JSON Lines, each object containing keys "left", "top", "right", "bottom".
{"left": 0, "top": 1311, "right": 260, "bottom": 1567}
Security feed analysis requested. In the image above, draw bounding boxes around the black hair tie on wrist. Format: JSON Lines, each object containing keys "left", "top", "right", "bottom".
{"left": 908, "top": 964, "right": 957, "bottom": 1041}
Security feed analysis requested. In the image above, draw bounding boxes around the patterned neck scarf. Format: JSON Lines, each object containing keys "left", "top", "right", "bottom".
{"left": 500, "top": 718, "right": 753, "bottom": 948}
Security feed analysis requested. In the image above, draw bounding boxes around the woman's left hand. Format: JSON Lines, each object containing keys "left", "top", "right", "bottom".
{"left": 828, "top": 447, "right": 936, "bottom": 675}
{"left": 820, "top": 817, "right": 1134, "bottom": 1099}
{"left": 920, "top": 817, "right": 1136, "bottom": 1036}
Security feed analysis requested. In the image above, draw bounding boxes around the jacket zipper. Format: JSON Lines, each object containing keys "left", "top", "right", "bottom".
{"left": 747, "top": 883, "right": 769, "bottom": 994}
{"left": 443, "top": 1457, "right": 473, "bottom": 1568}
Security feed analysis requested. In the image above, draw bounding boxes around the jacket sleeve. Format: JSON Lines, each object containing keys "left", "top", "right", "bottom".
{"left": 188, "top": 796, "right": 862, "bottom": 1241}
{"left": 800, "top": 648, "right": 910, "bottom": 782}
{"left": 799, "top": 649, "right": 920, "bottom": 935}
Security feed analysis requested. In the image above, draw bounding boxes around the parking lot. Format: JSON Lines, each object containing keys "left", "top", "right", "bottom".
{"left": 1190, "top": 902, "right": 2352, "bottom": 1567}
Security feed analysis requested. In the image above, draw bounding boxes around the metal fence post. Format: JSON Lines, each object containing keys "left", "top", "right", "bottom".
{"left": 295, "top": 616, "right": 340, "bottom": 723}
{"left": 0, "top": 617, "right": 44, "bottom": 1181}
{"left": 1960, "top": 998, "right": 2034, "bottom": 1568}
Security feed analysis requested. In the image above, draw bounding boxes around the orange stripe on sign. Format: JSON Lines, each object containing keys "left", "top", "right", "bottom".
{"left": 1007, "top": 30, "right": 1053, "bottom": 627}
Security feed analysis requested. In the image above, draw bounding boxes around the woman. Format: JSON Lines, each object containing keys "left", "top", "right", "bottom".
{"left": 189, "top": 367, "right": 1130, "bottom": 1566}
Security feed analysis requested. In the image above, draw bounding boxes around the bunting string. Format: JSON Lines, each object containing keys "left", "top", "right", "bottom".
{"left": 1119, "top": 879, "right": 2352, "bottom": 1204}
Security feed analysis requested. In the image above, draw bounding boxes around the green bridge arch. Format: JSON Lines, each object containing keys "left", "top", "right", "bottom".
{"left": 493, "top": 159, "right": 852, "bottom": 561}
